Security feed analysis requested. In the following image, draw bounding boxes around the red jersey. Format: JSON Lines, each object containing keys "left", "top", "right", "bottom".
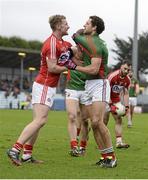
{"left": 35, "top": 34, "right": 71, "bottom": 87}
{"left": 108, "top": 69, "right": 131, "bottom": 103}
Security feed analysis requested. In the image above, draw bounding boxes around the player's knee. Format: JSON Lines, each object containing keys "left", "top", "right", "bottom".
{"left": 115, "top": 117, "right": 122, "bottom": 124}
{"left": 91, "top": 120, "right": 105, "bottom": 131}
{"left": 40, "top": 121, "right": 46, "bottom": 127}
{"left": 34, "top": 116, "right": 48, "bottom": 127}
{"left": 82, "top": 119, "right": 88, "bottom": 127}
{"left": 91, "top": 121, "right": 98, "bottom": 131}
{"left": 68, "top": 113, "right": 77, "bottom": 123}
{"left": 103, "top": 119, "right": 108, "bottom": 126}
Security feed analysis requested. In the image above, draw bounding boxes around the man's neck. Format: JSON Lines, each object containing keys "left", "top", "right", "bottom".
{"left": 119, "top": 70, "right": 125, "bottom": 79}
{"left": 53, "top": 31, "right": 62, "bottom": 40}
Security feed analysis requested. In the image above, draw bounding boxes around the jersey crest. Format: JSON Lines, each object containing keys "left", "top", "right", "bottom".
{"left": 112, "top": 85, "right": 124, "bottom": 93}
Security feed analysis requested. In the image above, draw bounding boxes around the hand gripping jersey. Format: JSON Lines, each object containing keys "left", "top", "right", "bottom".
{"left": 35, "top": 34, "right": 71, "bottom": 87}
{"left": 108, "top": 69, "right": 131, "bottom": 103}
{"left": 73, "top": 33, "right": 108, "bottom": 80}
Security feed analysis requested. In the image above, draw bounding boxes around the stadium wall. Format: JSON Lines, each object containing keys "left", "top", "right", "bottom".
{"left": 0, "top": 91, "right": 65, "bottom": 110}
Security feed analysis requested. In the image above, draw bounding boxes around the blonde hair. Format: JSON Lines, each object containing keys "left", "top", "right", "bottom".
{"left": 49, "top": 15, "right": 66, "bottom": 31}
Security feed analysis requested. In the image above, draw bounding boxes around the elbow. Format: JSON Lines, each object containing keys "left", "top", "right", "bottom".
{"left": 48, "top": 66, "right": 56, "bottom": 73}
{"left": 92, "top": 70, "right": 98, "bottom": 75}
{"left": 91, "top": 67, "right": 99, "bottom": 75}
{"left": 48, "top": 68, "right": 53, "bottom": 73}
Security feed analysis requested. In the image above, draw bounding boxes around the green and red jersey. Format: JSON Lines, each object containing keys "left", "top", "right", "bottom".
{"left": 129, "top": 77, "right": 139, "bottom": 97}
{"left": 73, "top": 33, "right": 108, "bottom": 80}
{"left": 66, "top": 70, "right": 85, "bottom": 90}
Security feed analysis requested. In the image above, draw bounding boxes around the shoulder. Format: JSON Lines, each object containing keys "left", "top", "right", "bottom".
{"left": 98, "top": 37, "right": 106, "bottom": 44}
{"left": 43, "top": 35, "right": 57, "bottom": 47}
{"left": 133, "top": 77, "right": 138, "bottom": 84}
{"left": 63, "top": 40, "right": 72, "bottom": 48}
{"left": 95, "top": 36, "right": 108, "bottom": 54}
{"left": 126, "top": 76, "right": 131, "bottom": 85}
{"left": 96, "top": 37, "right": 107, "bottom": 48}
{"left": 108, "top": 70, "right": 119, "bottom": 80}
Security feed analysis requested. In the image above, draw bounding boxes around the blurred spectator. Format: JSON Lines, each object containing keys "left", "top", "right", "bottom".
{"left": 0, "top": 79, "right": 10, "bottom": 91}
{"left": 9, "top": 87, "right": 20, "bottom": 109}
{"left": 12, "top": 86, "right": 20, "bottom": 98}
{"left": 0, "top": 89, "right": 10, "bottom": 108}
{"left": 13, "top": 78, "right": 20, "bottom": 89}
{"left": 20, "top": 93, "right": 32, "bottom": 110}
{"left": 23, "top": 77, "right": 31, "bottom": 92}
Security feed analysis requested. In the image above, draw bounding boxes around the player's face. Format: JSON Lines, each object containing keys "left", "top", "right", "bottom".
{"left": 121, "top": 64, "right": 131, "bottom": 77}
{"left": 83, "top": 19, "right": 94, "bottom": 35}
{"left": 59, "top": 19, "right": 70, "bottom": 36}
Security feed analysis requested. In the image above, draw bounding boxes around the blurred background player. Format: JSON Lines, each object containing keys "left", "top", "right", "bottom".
{"left": 127, "top": 70, "right": 140, "bottom": 127}
{"left": 7, "top": 14, "right": 72, "bottom": 166}
{"left": 104, "top": 60, "right": 131, "bottom": 148}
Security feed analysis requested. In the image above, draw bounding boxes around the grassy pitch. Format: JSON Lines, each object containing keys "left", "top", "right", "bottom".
{"left": 0, "top": 110, "right": 148, "bottom": 179}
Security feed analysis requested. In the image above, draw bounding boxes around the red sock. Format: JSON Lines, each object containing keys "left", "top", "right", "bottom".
{"left": 12, "top": 142, "right": 23, "bottom": 152}
{"left": 80, "top": 140, "right": 87, "bottom": 148}
{"left": 70, "top": 140, "right": 78, "bottom": 149}
{"left": 101, "top": 152, "right": 116, "bottom": 160}
{"left": 23, "top": 144, "right": 33, "bottom": 155}
{"left": 116, "top": 135, "right": 122, "bottom": 138}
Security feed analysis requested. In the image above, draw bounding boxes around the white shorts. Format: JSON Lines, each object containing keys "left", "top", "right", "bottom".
{"left": 105, "top": 103, "right": 110, "bottom": 112}
{"left": 32, "top": 82, "right": 56, "bottom": 108}
{"left": 129, "top": 97, "right": 137, "bottom": 106}
{"left": 84, "top": 79, "right": 110, "bottom": 104}
{"left": 65, "top": 89, "right": 90, "bottom": 105}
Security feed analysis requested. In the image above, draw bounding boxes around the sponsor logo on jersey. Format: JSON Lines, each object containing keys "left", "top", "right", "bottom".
{"left": 112, "top": 85, "right": 124, "bottom": 93}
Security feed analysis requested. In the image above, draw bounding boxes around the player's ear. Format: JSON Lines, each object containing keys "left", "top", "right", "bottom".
{"left": 56, "top": 23, "right": 61, "bottom": 30}
{"left": 92, "top": 26, "right": 97, "bottom": 32}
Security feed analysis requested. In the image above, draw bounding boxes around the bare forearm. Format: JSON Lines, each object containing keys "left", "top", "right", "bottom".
{"left": 75, "top": 57, "right": 101, "bottom": 75}
{"left": 76, "top": 65, "right": 99, "bottom": 75}
{"left": 48, "top": 65, "right": 67, "bottom": 74}
{"left": 123, "top": 93, "right": 129, "bottom": 106}
{"left": 135, "top": 84, "right": 140, "bottom": 95}
{"left": 46, "top": 57, "right": 67, "bottom": 74}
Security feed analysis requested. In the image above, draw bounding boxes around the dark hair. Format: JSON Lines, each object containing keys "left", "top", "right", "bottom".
{"left": 122, "top": 60, "right": 132, "bottom": 66}
{"left": 89, "top": 16, "right": 105, "bottom": 35}
{"left": 49, "top": 15, "right": 66, "bottom": 31}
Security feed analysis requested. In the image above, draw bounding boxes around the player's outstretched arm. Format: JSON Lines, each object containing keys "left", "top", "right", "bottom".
{"left": 46, "top": 57, "right": 67, "bottom": 74}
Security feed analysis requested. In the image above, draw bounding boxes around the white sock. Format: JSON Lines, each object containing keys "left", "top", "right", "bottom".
{"left": 128, "top": 119, "right": 132, "bottom": 125}
{"left": 22, "top": 154, "right": 31, "bottom": 160}
{"left": 12, "top": 147, "right": 20, "bottom": 153}
{"left": 116, "top": 137, "right": 122, "bottom": 144}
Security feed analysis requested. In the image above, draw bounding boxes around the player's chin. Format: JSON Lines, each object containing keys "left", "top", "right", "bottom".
{"left": 123, "top": 72, "right": 128, "bottom": 76}
{"left": 83, "top": 29, "right": 86, "bottom": 34}
{"left": 64, "top": 31, "right": 68, "bottom": 35}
